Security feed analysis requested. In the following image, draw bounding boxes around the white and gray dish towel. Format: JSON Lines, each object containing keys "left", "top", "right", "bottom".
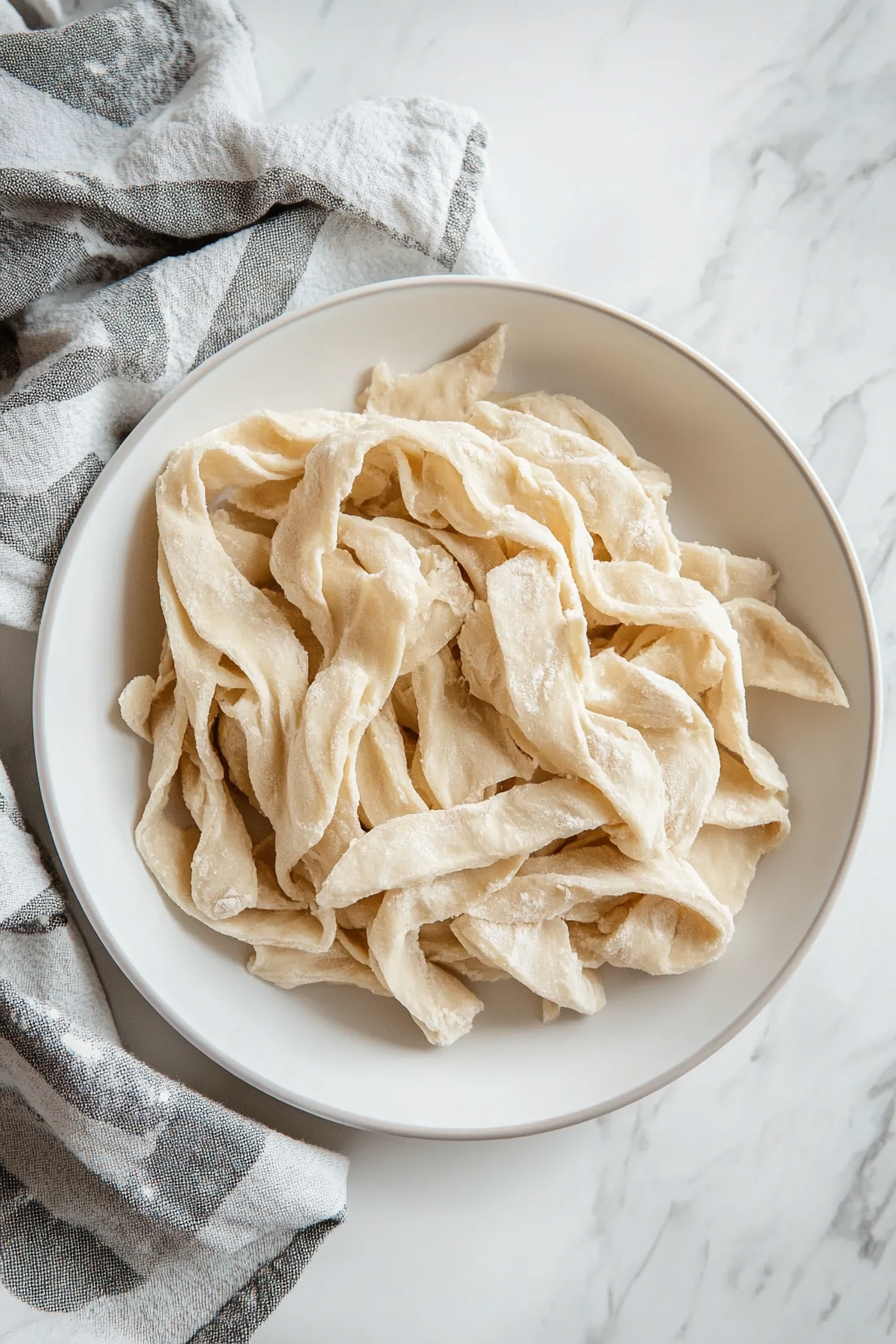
{"left": 0, "top": 0, "right": 511, "bottom": 1337}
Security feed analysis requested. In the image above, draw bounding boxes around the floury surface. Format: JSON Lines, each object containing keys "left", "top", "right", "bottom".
{"left": 0, "top": 0, "right": 893, "bottom": 1339}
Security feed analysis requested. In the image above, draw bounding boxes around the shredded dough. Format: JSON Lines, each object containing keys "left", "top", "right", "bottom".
{"left": 121, "top": 328, "right": 848, "bottom": 1045}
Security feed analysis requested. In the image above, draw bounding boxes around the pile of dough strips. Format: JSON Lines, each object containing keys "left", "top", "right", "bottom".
{"left": 120, "top": 328, "right": 847, "bottom": 1045}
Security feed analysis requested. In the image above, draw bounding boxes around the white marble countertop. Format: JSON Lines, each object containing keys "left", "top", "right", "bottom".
{"left": 2, "top": 0, "right": 895, "bottom": 1338}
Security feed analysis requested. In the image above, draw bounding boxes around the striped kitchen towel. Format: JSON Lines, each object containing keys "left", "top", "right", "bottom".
{"left": 0, "top": 0, "right": 511, "bottom": 1338}
{"left": 0, "top": 0, "right": 512, "bottom": 631}
{"left": 0, "top": 756, "right": 348, "bottom": 1342}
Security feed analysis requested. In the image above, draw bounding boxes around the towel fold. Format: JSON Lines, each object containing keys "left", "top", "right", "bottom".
{"left": 0, "top": 0, "right": 510, "bottom": 1337}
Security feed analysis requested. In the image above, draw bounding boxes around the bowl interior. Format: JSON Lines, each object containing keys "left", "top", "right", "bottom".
{"left": 35, "top": 278, "right": 877, "bottom": 1137}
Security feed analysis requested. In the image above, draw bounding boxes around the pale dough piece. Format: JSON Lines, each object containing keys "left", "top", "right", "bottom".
{"left": 367, "top": 859, "right": 521, "bottom": 1045}
{"left": 180, "top": 744, "right": 258, "bottom": 919}
{"left": 228, "top": 476, "right": 297, "bottom": 523}
{"left": 135, "top": 686, "right": 332, "bottom": 951}
{"left": 260, "top": 588, "right": 324, "bottom": 682}
{"left": 415, "top": 529, "right": 507, "bottom": 602}
{"left": 499, "top": 391, "right": 650, "bottom": 475}
{"left": 392, "top": 537, "right": 473, "bottom": 675}
{"left": 587, "top": 648, "right": 719, "bottom": 852}
{"left": 724, "top": 597, "right": 848, "bottom": 705}
{"left": 373, "top": 514, "right": 505, "bottom": 608}
{"left": 360, "top": 327, "right": 506, "bottom": 420}
{"left": 271, "top": 425, "right": 439, "bottom": 655}
{"left": 417, "top": 922, "right": 510, "bottom": 982}
{"left": 335, "top": 926, "right": 372, "bottom": 966}
{"left": 273, "top": 415, "right": 594, "bottom": 644}
{"left": 585, "top": 561, "right": 787, "bottom": 794}
{"left": 249, "top": 943, "right": 388, "bottom": 995}
{"left": 578, "top": 895, "right": 680, "bottom": 976}
{"left": 301, "top": 766, "right": 365, "bottom": 893}
{"left": 133, "top": 676, "right": 191, "bottom": 901}
{"left": 470, "top": 844, "right": 733, "bottom": 974}
{"left": 687, "top": 823, "right": 784, "bottom": 914}
{"left": 157, "top": 444, "right": 313, "bottom": 900}
{"left": 391, "top": 673, "right": 419, "bottom": 734}
{"left": 274, "top": 522, "right": 423, "bottom": 869}
{"left": 452, "top": 916, "right": 606, "bottom": 1015}
{"left": 412, "top": 645, "right": 534, "bottom": 807}
{"left": 210, "top": 508, "right": 273, "bottom": 586}
{"left": 155, "top": 541, "right": 225, "bottom": 785}
{"left": 356, "top": 701, "right": 428, "bottom": 827}
{"left": 120, "top": 635, "right": 174, "bottom": 743}
{"left": 498, "top": 391, "right": 632, "bottom": 464}
{"left": 629, "top": 628, "right": 726, "bottom": 700}
{"left": 317, "top": 778, "right": 615, "bottom": 909}
{"left": 468, "top": 401, "right": 676, "bottom": 572}
{"left": 704, "top": 746, "right": 789, "bottom": 836}
{"left": 215, "top": 504, "right": 277, "bottom": 538}
{"left": 498, "top": 391, "right": 677, "bottom": 555}
{"left": 212, "top": 408, "right": 362, "bottom": 465}
{"left": 409, "top": 740, "right": 442, "bottom": 811}
{"left": 119, "top": 675, "right": 159, "bottom": 743}
{"left": 566, "top": 923, "right": 605, "bottom": 968}
{"left": 341, "top": 513, "right": 474, "bottom": 661}
{"left": 216, "top": 704, "right": 262, "bottom": 811}
{"left": 254, "top": 858, "right": 308, "bottom": 911}
{"left": 457, "top": 598, "right": 514, "bottom": 717}
{"left": 679, "top": 542, "right": 777, "bottom": 605}
{"left": 482, "top": 551, "right": 667, "bottom": 860}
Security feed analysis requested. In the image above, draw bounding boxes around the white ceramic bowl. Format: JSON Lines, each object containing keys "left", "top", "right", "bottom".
{"left": 34, "top": 277, "right": 879, "bottom": 1138}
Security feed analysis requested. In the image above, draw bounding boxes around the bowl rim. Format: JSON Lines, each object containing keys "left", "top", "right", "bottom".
{"left": 33, "top": 274, "right": 883, "bottom": 1140}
